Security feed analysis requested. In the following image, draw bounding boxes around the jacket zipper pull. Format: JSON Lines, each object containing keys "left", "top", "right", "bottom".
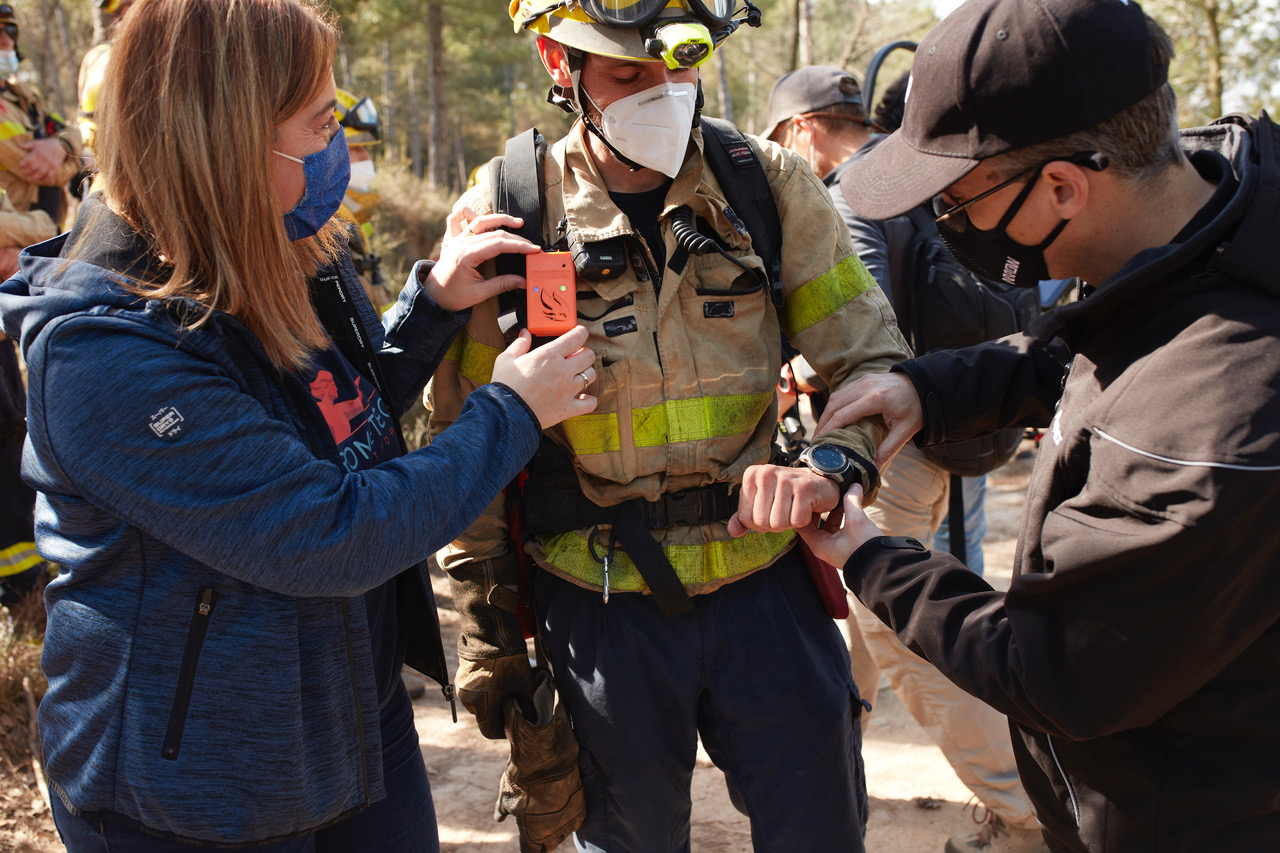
{"left": 442, "top": 683, "right": 457, "bottom": 723}
{"left": 198, "top": 587, "right": 214, "bottom": 616}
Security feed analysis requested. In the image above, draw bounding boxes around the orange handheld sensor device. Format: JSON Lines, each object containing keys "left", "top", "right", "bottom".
{"left": 525, "top": 251, "right": 577, "bottom": 337}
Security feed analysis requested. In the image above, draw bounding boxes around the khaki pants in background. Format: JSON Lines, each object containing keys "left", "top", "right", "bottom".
{"left": 843, "top": 441, "right": 1039, "bottom": 831}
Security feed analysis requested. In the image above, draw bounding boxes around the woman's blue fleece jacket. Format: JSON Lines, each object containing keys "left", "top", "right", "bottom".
{"left": 0, "top": 205, "right": 542, "bottom": 845}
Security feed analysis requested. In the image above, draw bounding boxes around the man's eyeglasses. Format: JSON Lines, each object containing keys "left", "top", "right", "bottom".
{"left": 931, "top": 151, "right": 1109, "bottom": 228}
{"left": 0, "top": 24, "right": 17, "bottom": 40}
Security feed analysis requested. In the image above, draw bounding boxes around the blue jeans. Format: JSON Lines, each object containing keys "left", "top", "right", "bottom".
{"left": 52, "top": 689, "right": 438, "bottom": 853}
{"left": 535, "top": 548, "right": 868, "bottom": 853}
{"left": 933, "top": 474, "right": 986, "bottom": 576}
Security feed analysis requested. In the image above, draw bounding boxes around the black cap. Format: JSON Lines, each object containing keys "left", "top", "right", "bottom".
{"left": 764, "top": 66, "right": 863, "bottom": 141}
{"left": 841, "top": 0, "right": 1169, "bottom": 219}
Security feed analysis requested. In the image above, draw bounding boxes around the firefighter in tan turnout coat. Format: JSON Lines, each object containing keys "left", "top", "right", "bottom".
{"left": 427, "top": 2, "right": 912, "bottom": 850}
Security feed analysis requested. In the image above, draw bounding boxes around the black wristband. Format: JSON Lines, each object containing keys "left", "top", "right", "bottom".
{"left": 877, "top": 535, "right": 927, "bottom": 551}
{"left": 846, "top": 535, "right": 927, "bottom": 579}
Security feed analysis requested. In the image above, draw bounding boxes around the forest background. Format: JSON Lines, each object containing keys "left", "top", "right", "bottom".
{"left": 1, "top": 0, "right": 1278, "bottom": 847}
{"left": 8, "top": 0, "right": 1280, "bottom": 284}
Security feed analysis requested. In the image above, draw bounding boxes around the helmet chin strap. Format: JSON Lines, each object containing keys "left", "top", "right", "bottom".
{"left": 545, "top": 46, "right": 704, "bottom": 175}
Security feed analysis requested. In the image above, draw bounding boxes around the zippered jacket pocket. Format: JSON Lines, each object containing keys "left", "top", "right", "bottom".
{"left": 161, "top": 586, "right": 220, "bottom": 760}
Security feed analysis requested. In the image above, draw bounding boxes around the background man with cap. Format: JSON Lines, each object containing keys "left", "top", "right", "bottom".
{"left": 765, "top": 64, "right": 1045, "bottom": 853}
{"left": 428, "top": 2, "right": 914, "bottom": 849}
{"left": 800, "top": 0, "right": 1280, "bottom": 849}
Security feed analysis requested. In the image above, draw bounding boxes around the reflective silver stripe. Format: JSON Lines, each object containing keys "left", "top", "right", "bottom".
{"left": 1046, "top": 734, "right": 1081, "bottom": 827}
{"left": 1094, "top": 429, "right": 1280, "bottom": 472}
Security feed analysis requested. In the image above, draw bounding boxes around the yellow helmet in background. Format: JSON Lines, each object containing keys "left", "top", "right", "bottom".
{"left": 335, "top": 89, "right": 381, "bottom": 147}
{"left": 509, "top": 0, "right": 758, "bottom": 70}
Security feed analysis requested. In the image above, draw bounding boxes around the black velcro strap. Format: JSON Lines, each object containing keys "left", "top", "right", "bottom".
{"left": 522, "top": 488, "right": 617, "bottom": 534}
{"left": 521, "top": 482, "right": 737, "bottom": 535}
{"left": 611, "top": 502, "right": 694, "bottom": 616}
{"left": 640, "top": 485, "right": 736, "bottom": 528}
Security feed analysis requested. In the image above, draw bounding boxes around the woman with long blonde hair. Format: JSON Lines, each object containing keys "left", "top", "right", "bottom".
{"left": 0, "top": 0, "right": 595, "bottom": 849}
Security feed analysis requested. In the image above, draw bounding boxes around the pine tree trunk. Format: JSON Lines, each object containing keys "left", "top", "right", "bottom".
{"left": 409, "top": 63, "right": 422, "bottom": 179}
{"left": 716, "top": 50, "right": 733, "bottom": 123}
{"left": 1204, "top": 0, "right": 1224, "bottom": 118}
{"left": 427, "top": 1, "right": 450, "bottom": 189}
{"left": 382, "top": 41, "right": 395, "bottom": 153}
{"left": 37, "top": 0, "right": 64, "bottom": 115}
{"left": 797, "top": 0, "right": 812, "bottom": 67}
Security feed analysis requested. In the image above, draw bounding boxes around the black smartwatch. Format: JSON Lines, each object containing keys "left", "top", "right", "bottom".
{"left": 795, "top": 444, "right": 860, "bottom": 494}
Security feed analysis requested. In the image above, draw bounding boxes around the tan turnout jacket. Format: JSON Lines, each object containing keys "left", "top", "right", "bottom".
{"left": 0, "top": 79, "right": 83, "bottom": 224}
{"left": 428, "top": 122, "right": 911, "bottom": 596}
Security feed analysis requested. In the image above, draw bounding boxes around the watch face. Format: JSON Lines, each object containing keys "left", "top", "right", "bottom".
{"left": 810, "top": 445, "right": 846, "bottom": 472}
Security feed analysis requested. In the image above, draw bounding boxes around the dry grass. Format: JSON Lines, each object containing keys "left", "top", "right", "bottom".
{"left": 0, "top": 575, "right": 58, "bottom": 852}
{"left": 369, "top": 157, "right": 458, "bottom": 289}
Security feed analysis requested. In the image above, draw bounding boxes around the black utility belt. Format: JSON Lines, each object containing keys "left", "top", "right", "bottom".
{"left": 519, "top": 482, "right": 739, "bottom": 618}
{"left": 520, "top": 482, "right": 737, "bottom": 536}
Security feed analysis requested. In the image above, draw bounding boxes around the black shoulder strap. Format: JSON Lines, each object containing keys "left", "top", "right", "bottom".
{"left": 699, "top": 116, "right": 783, "bottom": 309}
{"left": 493, "top": 127, "right": 547, "bottom": 250}
{"left": 491, "top": 127, "right": 548, "bottom": 333}
{"left": 901, "top": 203, "right": 936, "bottom": 239}
{"left": 896, "top": 203, "right": 939, "bottom": 352}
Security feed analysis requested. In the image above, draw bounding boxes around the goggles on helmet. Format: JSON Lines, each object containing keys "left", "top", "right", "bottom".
{"left": 339, "top": 96, "right": 381, "bottom": 141}
{"left": 513, "top": 0, "right": 759, "bottom": 70}
{"left": 579, "top": 0, "right": 733, "bottom": 28}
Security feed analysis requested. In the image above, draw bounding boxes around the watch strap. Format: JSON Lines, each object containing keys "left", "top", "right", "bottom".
{"left": 797, "top": 443, "right": 878, "bottom": 496}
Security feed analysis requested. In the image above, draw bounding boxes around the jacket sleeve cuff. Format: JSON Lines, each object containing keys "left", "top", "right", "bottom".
{"left": 394, "top": 260, "right": 472, "bottom": 322}
{"left": 825, "top": 442, "right": 881, "bottom": 501}
{"left": 842, "top": 535, "right": 929, "bottom": 595}
{"left": 891, "top": 359, "right": 947, "bottom": 447}
{"left": 489, "top": 382, "right": 540, "bottom": 435}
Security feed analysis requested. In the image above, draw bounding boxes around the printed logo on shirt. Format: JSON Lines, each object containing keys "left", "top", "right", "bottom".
{"left": 302, "top": 353, "right": 399, "bottom": 472}
{"left": 148, "top": 406, "right": 185, "bottom": 441}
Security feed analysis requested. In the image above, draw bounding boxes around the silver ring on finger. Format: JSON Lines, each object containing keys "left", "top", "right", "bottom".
{"left": 577, "top": 371, "right": 590, "bottom": 392}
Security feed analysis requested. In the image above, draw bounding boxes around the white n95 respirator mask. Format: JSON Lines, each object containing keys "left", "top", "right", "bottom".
{"left": 591, "top": 81, "right": 697, "bottom": 178}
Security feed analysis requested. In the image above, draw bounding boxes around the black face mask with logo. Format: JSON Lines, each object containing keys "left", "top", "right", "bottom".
{"left": 933, "top": 151, "right": 1109, "bottom": 289}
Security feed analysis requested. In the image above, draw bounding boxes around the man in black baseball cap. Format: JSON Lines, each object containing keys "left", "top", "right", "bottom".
{"left": 795, "top": 0, "right": 1280, "bottom": 850}
{"left": 768, "top": 64, "right": 1047, "bottom": 853}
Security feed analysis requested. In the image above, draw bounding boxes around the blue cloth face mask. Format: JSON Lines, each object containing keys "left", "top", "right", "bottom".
{"left": 274, "top": 129, "right": 350, "bottom": 241}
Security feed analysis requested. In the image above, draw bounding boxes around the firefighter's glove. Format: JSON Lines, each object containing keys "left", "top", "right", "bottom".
{"left": 456, "top": 654, "right": 536, "bottom": 740}
{"left": 448, "top": 555, "right": 533, "bottom": 739}
{"left": 495, "top": 668, "right": 586, "bottom": 853}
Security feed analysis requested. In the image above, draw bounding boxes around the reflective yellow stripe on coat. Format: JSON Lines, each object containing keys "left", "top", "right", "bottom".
{"left": 781, "top": 254, "right": 878, "bottom": 338}
{"left": 541, "top": 528, "right": 796, "bottom": 592}
{"left": 0, "top": 541, "right": 41, "bottom": 576}
{"left": 443, "top": 332, "right": 500, "bottom": 386}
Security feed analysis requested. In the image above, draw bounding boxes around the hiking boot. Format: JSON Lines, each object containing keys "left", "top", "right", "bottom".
{"left": 945, "top": 813, "right": 1049, "bottom": 853}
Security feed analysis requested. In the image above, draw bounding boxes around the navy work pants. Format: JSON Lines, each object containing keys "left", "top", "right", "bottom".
{"left": 534, "top": 547, "right": 869, "bottom": 853}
